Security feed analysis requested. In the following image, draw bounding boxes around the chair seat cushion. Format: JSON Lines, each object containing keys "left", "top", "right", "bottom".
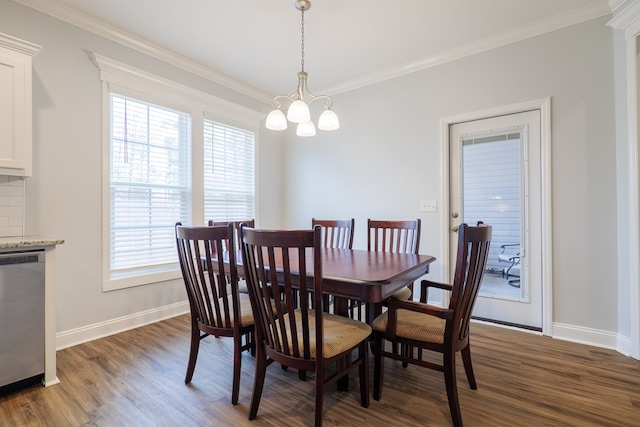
{"left": 215, "top": 293, "right": 254, "bottom": 327}
{"left": 278, "top": 309, "right": 372, "bottom": 359}
{"left": 387, "top": 286, "right": 412, "bottom": 301}
{"left": 372, "top": 308, "right": 445, "bottom": 344}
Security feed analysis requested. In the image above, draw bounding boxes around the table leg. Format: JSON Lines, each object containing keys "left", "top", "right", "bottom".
{"left": 367, "top": 302, "right": 382, "bottom": 325}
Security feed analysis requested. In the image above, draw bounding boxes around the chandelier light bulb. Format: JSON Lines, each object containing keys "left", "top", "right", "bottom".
{"left": 318, "top": 108, "right": 340, "bottom": 131}
{"left": 296, "top": 120, "right": 316, "bottom": 137}
{"left": 287, "top": 99, "right": 311, "bottom": 123}
{"left": 265, "top": 108, "right": 288, "bottom": 130}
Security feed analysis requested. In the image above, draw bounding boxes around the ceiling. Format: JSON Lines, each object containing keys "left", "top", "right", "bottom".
{"left": 15, "top": 0, "right": 612, "bottom": 102}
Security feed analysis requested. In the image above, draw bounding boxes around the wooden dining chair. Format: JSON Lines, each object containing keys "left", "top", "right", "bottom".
{"left": 208, "top": 219, "right": 255, "bottom": 245}
{"left": 239, "top": 225, "right": 372, "bottom": 427}
{"left": 372, "top": 222, "right": 492, "bottom": 427}
{"left": 311, "top": 218, "right": 364, "bottom": 318}
{"left": 209, "top": 219, "right": 255, "bottom": 293}
{"left": 175, "top": 222, "right": 254, "bottom": 405}
{"left": 312, "top": 218, "right": 354, "bottom": 249}
{"left": 368, "top": 219, "right": 422, "bottom": 301}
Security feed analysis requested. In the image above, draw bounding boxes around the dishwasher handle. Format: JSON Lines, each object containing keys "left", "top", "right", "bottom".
{"left": 0, "top": 251, "right": 44, "bottom": 265}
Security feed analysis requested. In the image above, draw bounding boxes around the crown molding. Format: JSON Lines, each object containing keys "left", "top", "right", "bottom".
{"left": 0, "top": 31, "right": 41, "bottom": 56}
{"left": 12, "top": 0, "right": 273, "bottom": 104}
{"left": 325, "top": 2, "right": 612, "bottom": 95}
{"left": 607, "top": 0, "right": 640, "bottom": 36}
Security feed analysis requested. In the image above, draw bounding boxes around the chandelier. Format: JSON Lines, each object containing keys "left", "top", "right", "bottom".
{"left": 265, "top": 0, "right": 339, "bottom": 137}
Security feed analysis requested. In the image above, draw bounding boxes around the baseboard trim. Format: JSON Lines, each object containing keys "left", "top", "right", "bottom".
{"left": 616, "top": 333, "right": 633, "bottom": 357}
{"left": 55, "top": 302, "right": 635, "bottom": 359}
{"left": 472, "top": 316, "right": 542, "bottom": 332}
{"left": 56, "top": 301, "right": 189, "bottom": 350}
{"left": 552, "top": 322, "right": 619, "bottom": 351}
{"left": 473, "top": 319, "right": 633, "bottom": 357}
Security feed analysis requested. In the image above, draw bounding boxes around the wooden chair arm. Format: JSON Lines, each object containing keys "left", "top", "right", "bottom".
{"left": 388, "top": 298, "right": 454, "bottom": 319}
{"left": 419, "top": 279, "right": 453, "bottom": 303}
{"left": 385, "top": 299, "right": 454, "bottom": 339}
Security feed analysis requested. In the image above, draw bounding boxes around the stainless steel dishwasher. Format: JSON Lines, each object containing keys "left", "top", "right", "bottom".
{"left": 0, "top": 250, "right": 45, "bottom": 393}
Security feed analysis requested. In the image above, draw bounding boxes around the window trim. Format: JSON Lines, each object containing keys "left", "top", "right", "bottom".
{"left": 94, "top": 53, "right": 263, "bottom": 291}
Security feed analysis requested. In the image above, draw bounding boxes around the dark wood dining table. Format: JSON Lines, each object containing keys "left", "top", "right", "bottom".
{"left": 216, "top": 247, "right": 436, "bottom": 390}
{"left": 231, "top": 247, "right": 436, "bottom": 319}
{"left": 311, "top": 248, "right": 435, "bottom": 315}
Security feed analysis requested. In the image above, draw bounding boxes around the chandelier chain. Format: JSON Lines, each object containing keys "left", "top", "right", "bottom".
{"left": 300, "top": 7, "right": 305, "bottom": 73}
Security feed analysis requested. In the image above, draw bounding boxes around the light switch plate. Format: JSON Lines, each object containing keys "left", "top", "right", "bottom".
{"left": 420, "top": 200, "right": 437, "bottom": 212}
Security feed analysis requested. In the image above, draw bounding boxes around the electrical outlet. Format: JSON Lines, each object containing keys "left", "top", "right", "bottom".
{"left": 420, "top": 200, "right": 437, "bottom": 212}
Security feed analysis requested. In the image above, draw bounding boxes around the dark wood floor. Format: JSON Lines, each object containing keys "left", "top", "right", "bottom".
{"left": 1, "top": 314, "right": 639, "bottom": 426}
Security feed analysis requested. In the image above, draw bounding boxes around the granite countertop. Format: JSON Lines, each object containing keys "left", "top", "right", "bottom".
{"left": 0, "top": 237, "right": 65, "bottom": 249}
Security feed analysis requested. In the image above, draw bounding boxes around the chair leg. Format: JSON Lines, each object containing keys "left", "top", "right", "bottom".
{"left": 249, "top": 345, "right": 267, "bottom": 420}
{"left": 461, "top": 344, "right": 477, "bottom": 389}
{"left": 337, "top": 354, "right": 349, "bottom": 391}
{"left": 392, "top": 342, "right": 400, "bottom": 358}
{"left": 231, "top": 337, "right": 242, "bottom": 405}
{"left": 359, "top": 341, "right": 370, "bottom": 408}
{"left": 373, "top": 334, "right": 384, "bottom": 401}
{"left": 249, "top": 331, "right": 256, "bottom": 357}
{"left": 402, "top": 344, "right": 410, "bottom": 368}
{"left": 315, "top": 367, "right": 324, "bottom": 427}
{"left": 185, "top": 324, "right": 200, "bottom": 383}
{"left": 443, "top": 351, "right": 463, "bottom": 427}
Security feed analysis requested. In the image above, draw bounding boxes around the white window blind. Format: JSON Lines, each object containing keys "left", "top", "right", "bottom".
{"left": 110, "top": 94, "right": 191, "bottom": 278}
{"left": 203, "top": 119, "right": 255, "bottom": 222}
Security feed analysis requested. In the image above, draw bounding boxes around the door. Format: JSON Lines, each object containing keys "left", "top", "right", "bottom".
{"left": 449, "top": 110, "right": 542, "bottom": 330}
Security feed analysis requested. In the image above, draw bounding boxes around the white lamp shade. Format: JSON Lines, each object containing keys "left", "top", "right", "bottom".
{"left": 318, "top": 109, "right": 340, "bottom": 131}
{"left": 287, "top": 100, "right": 311, "bottom": 123}
{"left": 296, "top": 120, "right": 316, "bottom": 137}
{"left": 265, "top": 109, "right": 287, "bottom": 130}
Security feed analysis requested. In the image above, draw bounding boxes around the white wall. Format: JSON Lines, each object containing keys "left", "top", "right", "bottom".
{"left": 0, "top": 0, "right": 625, "bottom": 350}
{"left": 283, "top": 17, "right": 620, "bottom": 337}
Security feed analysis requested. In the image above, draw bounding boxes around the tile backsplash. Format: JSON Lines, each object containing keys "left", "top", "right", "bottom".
{"left": 0, "top": 176, "right": 24, "bottom": 237}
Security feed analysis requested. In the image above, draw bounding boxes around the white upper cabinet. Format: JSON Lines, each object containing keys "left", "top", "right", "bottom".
{"left": 0, "top": 34, "right": 41, "bottom": 177}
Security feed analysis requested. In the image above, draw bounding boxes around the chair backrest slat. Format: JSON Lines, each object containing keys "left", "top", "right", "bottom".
{"left": 175, "top": 222, "right": 241, "bottom": 335}
{"left": 367, "top": 219, "right": 421, "bottom": 254}
{"left": 240, "top": 225, "right": 322, "bottom": 364}
{"left": 311, "top": 218, "right": 354, "bottom": 249}
{"left": 448, "top": 221, "right": 492, "bottom": 343}
{"left": 208, "top": 219, "right": 255, "bottom": 251}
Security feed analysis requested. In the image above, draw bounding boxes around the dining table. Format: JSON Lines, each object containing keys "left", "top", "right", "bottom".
{"left": 307, "top": 248, "right": 435, "bottom": 317}
{"left": 233, "top": 248, "right": 435, "bottom": 310}
{"left": 214, "top": 246, "right": 436, "bottom": 390}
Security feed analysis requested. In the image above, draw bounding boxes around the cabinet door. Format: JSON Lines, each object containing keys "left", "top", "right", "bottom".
{"left": 0, "top": 48, "right": 31, "bottom": 176}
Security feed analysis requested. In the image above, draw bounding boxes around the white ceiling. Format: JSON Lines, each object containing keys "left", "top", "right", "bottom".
{"left": 15, "top": 0, "right": 611, "bottom": 102}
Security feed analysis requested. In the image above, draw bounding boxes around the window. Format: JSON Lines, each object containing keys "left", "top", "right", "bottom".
{"left": 110, "top": 94, "right": 191, "bottom": 280}
{"left": 204, "top": 119, "right": 255, "bottom": 222}
{"left": 95, "top": 54, "right": 260, "bottom": 291}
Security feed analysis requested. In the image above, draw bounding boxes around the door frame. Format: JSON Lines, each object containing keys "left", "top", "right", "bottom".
{"left": 440, "top": 98, "right": 552, "bottom": 335}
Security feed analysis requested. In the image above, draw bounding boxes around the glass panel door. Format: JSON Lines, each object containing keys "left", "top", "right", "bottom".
{"left": 449, "top": 110, "right": 542, "bottom": 330}
{"left": 463, "top": 133, "right": 522, "bottom": 300}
